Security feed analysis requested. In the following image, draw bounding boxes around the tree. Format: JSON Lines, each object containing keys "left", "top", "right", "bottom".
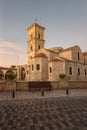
{"left": 6, "top": 73, "right": 16, "bottom": 81}
{"left": 10, "top": 65, "right": 16, "bottom": 69}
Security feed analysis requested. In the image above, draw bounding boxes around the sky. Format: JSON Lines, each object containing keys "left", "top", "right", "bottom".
{"left": 0, "top": 0, "right": 87, "bottom": 67}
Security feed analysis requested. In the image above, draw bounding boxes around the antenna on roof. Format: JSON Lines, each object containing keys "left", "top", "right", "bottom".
{"left": 35, "top": 18, "right": 37, "bottom": 23}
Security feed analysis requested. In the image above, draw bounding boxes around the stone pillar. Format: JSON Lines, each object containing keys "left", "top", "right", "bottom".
{"left": 17, "top": 66, "right": 21, "bottom": 80}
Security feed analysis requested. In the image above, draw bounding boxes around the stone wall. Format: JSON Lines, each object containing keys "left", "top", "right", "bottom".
{"left": 0, "top": 81, "right": 87, "bottom": 91}
{"left": 65, "top": 60, "right": 87, "bottom": 81}
{"left": 51, "top": 80, "right": 87, "bottom": 89}
{"left": 50, "top": 81, "right": 59, "bottom": 89}
{"left": 48, "top": 61, "right": 65, "bottom": 81}
{"left": 59, "top": 46, "right": 84, "bottom": 64}
{"left": 84, "top": 55, "right": 87, "bottom": 64}
{"left": 16, "top": 81, "right": 29, "bottom": 91}
{"left": 59, "top": 50, "right": 72, "bottom": 60}
{"left": 0, "top": 81, "right": 16, "bottom": 91}
{"left": 69, "top": 81, "right": 87, "bottom": 89}
{"left": 72, "top": 46, "right": 84, "bottom": 63}
{"left": 37, "top": 48, "right": 57, "bottom": 61}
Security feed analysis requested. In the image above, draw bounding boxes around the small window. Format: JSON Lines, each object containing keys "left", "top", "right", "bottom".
{"left": 38, "top": 33, "right": 40, "bottom": 39}
{"left": 36, "top": 64, "right": 40, "bottom": 70}
{"left": 78, "top": 52, "right": 80, "bottom": 60}
{"left": 69, "top": 67, "right": 72, "bottom": 75}
{"left": 32, "top": 65, "right": 34, "bottom": 71}
{"left": 78, "top": 68, "right": 80, "bottom": 75}
{"left": 38, "top": 45, "right": 40, "bottom": 49}
{"left": 30, "top": 46, "right": 33, "bottom": 51}
{"left": 85, "top": 69, "right": 87, "bottom": 76}
{"left": 49, "top": 67, "right": 52, "bottom": 73}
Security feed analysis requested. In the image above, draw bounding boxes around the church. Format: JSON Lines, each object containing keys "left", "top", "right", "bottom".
{"left": 17, "top": 22, "right": 87, "bottom": 81}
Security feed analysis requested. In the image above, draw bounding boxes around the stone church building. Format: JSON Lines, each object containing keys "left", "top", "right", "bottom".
{"left": 17, "top": 23, "right": 87, "bottom": 81}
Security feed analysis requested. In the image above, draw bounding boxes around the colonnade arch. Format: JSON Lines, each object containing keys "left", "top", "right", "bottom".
{"left": 0, "top": 70, "right": 4, "bottom": 80}
{"left": 5, "top": 70, "right": 14, "bottom": 80}
{"left": 0, "top": 67, "right": 17, "bottom": 80}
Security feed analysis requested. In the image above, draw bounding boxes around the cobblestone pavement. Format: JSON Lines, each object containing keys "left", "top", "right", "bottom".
{"left": 0, "top": 89, "right": 87, "bottom": 130}
{"left": 0, "top": 89, "right": 87, "bottom": 101}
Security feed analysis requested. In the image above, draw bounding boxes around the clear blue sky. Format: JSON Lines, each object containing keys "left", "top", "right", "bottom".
{"left": 0, "top": 0, "right": 87, "bottom": 67}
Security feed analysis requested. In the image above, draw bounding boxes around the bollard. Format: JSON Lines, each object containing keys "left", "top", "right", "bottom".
{"left": 12, "top": 90, "right": 15, "bottom": 98}
{"left": 66, "top": 87, "right": 69, "bottom": 95}
{"left": 41, "top": 89, "right": 44, "bottom": 96}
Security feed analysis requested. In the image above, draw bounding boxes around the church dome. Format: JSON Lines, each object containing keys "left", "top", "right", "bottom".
{"left": 49, "top": 47, "right": 63, "bottom": 53}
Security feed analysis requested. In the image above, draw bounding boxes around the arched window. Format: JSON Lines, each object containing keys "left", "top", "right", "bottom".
{"left": 85, "top": 69, "right": 87, "bottom": 76}
{"left": 38, "top": 33, "right": 40, "bottom": 39}
{"left": 78, "top": 52, "right": 80, "bottom": 60}
{"left": 32, "top": 65, "right": 34, "bottom": 71}
{"left": 30, "top": 46, "right": 33, "bottom": 51}
{"left": 36, "top": 64, "right": 40, "bottom": 70}
{"left": 69, "top": 67, "right": 72, "bottom": 75}
{"left": 49, "top": 67, "right": 52, "bottom": 73}
{"left": 38, "top": 45, "right": 40, "bottom": 49}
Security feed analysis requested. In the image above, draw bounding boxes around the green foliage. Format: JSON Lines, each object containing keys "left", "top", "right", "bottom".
{"left": 6, "top": 73, "right": 16, "bottom": 81}
{"left": 59, "top": 73, "right": 66, "bottom": 79}
{"left": 10, "top": 65, "right": 16, "bottom": 69}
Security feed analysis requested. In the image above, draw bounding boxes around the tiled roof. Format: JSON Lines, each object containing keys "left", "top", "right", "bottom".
{"left": 49, "top": 57, "right": 64, "bottom": 62}
{"left": 46, "top": 49, "right": 58, "bottom": 54}
{"left": 33, "top": 53, "right": 48, "bottom": 58}
{"left": 0, "top": 67, "right": 16, "bottom": 70}
{"left": 59, "top": 45, "right": 81, "bottom": 53}
{"left": 83, "top": 52, "right": 87, "bottom": 56}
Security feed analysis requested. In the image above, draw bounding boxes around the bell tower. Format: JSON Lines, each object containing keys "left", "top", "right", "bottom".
{"left": 27, "top": 23, "right": 45, "bottom": 64}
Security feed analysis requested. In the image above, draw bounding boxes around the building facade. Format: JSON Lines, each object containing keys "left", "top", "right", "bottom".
{"left": 17, "top": 23, "right": 87, "bottom": 81}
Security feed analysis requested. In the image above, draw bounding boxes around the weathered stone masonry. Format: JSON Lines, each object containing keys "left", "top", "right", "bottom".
{"left": 17, "top": 23, "right": 87, "bottom": 82}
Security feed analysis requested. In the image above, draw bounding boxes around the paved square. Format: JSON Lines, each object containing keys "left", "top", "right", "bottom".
{"left": 0, "top": 89, "right": 87, "bottom": 130}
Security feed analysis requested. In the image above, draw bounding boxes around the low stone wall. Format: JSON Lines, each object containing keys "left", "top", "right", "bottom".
{"left": 50, "top": 81, "right": 59, "bottom": 89}
{"left": 0, "top": 81, "right": 87, "bottom": 91}
{"left": 51, "top": 81, "right": 87, "bottom": 89}
{"left": 0, "top": 81, "right": 16, "bottom": 91}
{"left": 0, "top": 81, "right": 29, "bottom": 92}
{"left": 69, "top": 81, "right": 87, "bottom": 89}
{"left": 16, "top": 81, "right": 29, "bottom": 91}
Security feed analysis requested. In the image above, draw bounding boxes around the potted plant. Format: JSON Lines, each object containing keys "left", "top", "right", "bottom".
{"left": 59, "top": 73, "right": 69, "bottom": 91}
{"left": 59, "top": 73, "right": 66, "bottom": 79}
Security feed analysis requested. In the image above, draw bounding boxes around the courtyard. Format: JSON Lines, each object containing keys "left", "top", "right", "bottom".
{"left": 0, "top": 89, "right": 87, "bottom": 130}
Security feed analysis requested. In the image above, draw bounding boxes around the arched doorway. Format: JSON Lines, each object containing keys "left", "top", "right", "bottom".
{"left": 0, "top": 70, "right": 4, "bottom": 80}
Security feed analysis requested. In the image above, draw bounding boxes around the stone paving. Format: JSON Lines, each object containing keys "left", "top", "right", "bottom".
{"left": 0, "top": 89, "right": 87, "bottom": 101}
{"left": 0, "top": 89, "right": 87, "bottom": 130}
